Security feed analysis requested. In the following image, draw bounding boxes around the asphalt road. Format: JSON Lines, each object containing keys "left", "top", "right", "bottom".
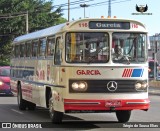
{"left": 0, "top": 94, "right": 159, "bottom": 131}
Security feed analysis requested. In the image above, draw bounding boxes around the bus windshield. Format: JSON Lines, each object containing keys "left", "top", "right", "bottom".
{"left": 112, "top": 33, "right": 147, "bottom": 63}
{"left": 66, "top": 32, "right": 109, "bottom": 63}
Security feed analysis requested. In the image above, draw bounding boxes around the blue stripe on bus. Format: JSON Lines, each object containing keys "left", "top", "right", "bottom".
{"left": 131, "top": 69, "right": 143, "bottom": 77}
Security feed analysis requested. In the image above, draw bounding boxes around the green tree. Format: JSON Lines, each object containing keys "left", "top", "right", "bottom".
{"left": 0, "top": 0, "right": 67, "bottom": 65}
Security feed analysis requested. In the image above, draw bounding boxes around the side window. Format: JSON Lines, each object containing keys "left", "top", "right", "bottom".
{"left": 12, "top": 45, "right": 15, "bottom": 58}
{"left": 32, "top": 40, "right": 39, "bottom": 57}
{"left": 47, "top": 37, "right": 55, "bottom": 56}
{"left": 20, "top": 44, "right": 25, "bottom": 57}
{"left": 26, "top": 42, "right": 32, "bottom": 57}
{"left": 54, "top": 37, "right": 62, "bottom": 65}
{"left": 39, "top": 38, "right": 46, "bottom": 57}
{"left": 15, "top": 45, "right": 20, "bottom": 58}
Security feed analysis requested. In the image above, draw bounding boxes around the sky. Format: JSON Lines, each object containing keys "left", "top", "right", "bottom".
{"left": 53, "top": 0, "right": 160, "bottom": 36}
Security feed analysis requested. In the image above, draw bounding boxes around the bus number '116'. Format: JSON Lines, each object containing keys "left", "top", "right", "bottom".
{"left": 79, "top": 23, "right": 88, "bottom": 28}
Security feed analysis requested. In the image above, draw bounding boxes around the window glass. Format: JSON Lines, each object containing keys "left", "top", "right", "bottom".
{"left": 11, "top": 45, "right": 15, "bottom": 58}
{"left": 54, "top": 37, "right": 61, "bottom": 65}
{"left": 20, "top": 44, "right": 25, "bottom": 57}
{"left": 39, "top": 38, "right": 46, "bottom": 57}
{"left": 66, "top": 32, "right": 109, "bottom": 63}
{"left": 26, "top": 42, "right": 32, "bottom": 57}
{"left": 32, "top": 40, "right": 39, "bottom": 57}
{"left": 47, "top": 38, "right": 55, "bottom": 56}
{"left": 112, "top": 33, "right": 147, "bottom": 63}
{"left": 15, "top": 45, "right": 20, "bottom": 58}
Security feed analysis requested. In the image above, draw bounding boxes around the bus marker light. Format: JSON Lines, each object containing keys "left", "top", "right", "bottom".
{"left": 66, "top": 23, "right": 70, "bottom": 26}
{"left": 62, "top": 68, "right": 65, "bottom": 72}
{"left": 101, "top": 16, "right": 104, "bottom": 19}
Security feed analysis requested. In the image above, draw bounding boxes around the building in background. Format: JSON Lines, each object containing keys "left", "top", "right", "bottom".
{"left": 148, "top": 33, "right": 160, "bottom": 79}
{"left": 148, "top": 33, "right": 160, "bottom": 63}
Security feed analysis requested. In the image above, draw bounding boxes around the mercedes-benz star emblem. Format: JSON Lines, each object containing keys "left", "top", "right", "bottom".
{"left": 107, "top": 81, "right": 117, "bottom": 92}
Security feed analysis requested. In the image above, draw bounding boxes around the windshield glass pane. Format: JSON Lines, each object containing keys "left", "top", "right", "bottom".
{"left": 66, "top": 32, "right": 109, "bottom": 63}
{"left": 112, "top": 33, "right": 147, "bottom": 63}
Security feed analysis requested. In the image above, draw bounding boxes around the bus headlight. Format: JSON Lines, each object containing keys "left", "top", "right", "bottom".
{"left": 141, "top": 82, "right": 147, "bottom": 89}
{"left": 135, "top": 81, "right": 148, "bottom": 91}
{"left": 72, "top": 82, "right": 79, "bottom": 90}
{"left": 135, "top": 82, "right": 142, "bottom": 90}
{"left": 71, "top": 81, "right": 88, "bottom": 91}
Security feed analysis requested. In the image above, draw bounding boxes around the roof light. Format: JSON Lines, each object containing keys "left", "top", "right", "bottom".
{"left": 66, "top": 22, "right": 70, "bottom": 26}
{"left": 101, "top": 16, "right": 105, "bottom": 19}
{"left": 113, "top": 16, "right": 117, "bottom": 18}
{"left": 107, "top": 16, "right": 111, "bottom": 18}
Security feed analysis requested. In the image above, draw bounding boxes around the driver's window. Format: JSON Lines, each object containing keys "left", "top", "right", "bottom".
{"left": 112, "top": 33, "right": 147, "bottom": 63}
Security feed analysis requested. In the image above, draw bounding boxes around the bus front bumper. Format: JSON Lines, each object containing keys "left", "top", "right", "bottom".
{"left": 64, "top": 99, "right": 150, "bottom": 113}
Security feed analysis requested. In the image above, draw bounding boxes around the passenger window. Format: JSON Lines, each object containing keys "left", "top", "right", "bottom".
{"left": 26, "top": 42, "right": 32, "bottom": 57}
{"left": 12, "top": 46, "right": 15, "bottom": 58}
{"left": 20, "top": 44, "right": 25, "bottom": 57}
{"left": 47, "top": 37, "right": 55, "bottom": 56}
{"left": 39, "top": 38, "right": 46, "bottom": 57}
{"left": 54, "top": 37, "right": 62, "bottom": 65}
{"left": 32, "top": 40, "right": 39, "bottom": 57}
{"left": 15, "top": 45, "right": 20, "bottom": 58}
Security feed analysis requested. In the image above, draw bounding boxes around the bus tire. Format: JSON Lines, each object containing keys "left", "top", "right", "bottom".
{"left": 17, "top": 84, "right": 27, "bottom": 110}
{"left": 49, "top": 93, "right": 63, "bottom": 123}
{"left": 116, "top": 110, "right": 131, "bottom": 123}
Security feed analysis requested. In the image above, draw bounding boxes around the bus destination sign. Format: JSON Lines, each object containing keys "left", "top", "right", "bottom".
{"left": 89, "top": 21, "right": 130, "bottom": 29}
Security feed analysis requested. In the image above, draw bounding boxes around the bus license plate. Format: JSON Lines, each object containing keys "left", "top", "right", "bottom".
{"left": 105, "top": 100, "right": 122, "bottom": 107}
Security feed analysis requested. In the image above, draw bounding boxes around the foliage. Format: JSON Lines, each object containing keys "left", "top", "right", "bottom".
{"left": 0, "top": 0, "right": 67, "bottom": 64}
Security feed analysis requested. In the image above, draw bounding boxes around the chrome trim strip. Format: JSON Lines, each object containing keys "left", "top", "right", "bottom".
{"left": 126, "top": 102, "right": 150, "bottom": 105}
{"left": 64, "top": 102, "right": 101, "bottom": 105}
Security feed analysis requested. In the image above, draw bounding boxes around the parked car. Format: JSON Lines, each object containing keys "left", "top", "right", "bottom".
{"left": 0, "top": 66, "right": 12, "bottom": 95}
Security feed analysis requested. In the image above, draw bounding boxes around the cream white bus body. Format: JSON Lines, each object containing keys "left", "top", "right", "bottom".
{"left": 11, "top": 18, "right": 150, "bottom": 123}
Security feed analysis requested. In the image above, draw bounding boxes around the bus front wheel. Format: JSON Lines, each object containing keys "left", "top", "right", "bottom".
{"left": 17, "top": 84, "right": 27, "bottom": 110}
{"left": 49, "top": 93, "right": 63, "bottom": 123}
{"left": 116, "top": 110, "right": 131, "bottom": 123}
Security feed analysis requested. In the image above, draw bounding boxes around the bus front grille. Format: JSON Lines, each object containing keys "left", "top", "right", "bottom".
{"left": 69, "top": 79, "right": 147, "bottom": 93}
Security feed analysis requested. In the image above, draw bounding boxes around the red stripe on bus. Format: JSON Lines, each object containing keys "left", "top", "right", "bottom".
{"left": 122, "top": 69, "right": 127, "bottom": 77}
{"left": 64, "top": 99, "right": 150, "bottom": 111}
{"left": 128, "top": 69, "right": 132, "bottom": 77}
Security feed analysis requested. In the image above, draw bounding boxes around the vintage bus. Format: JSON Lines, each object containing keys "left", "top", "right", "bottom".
{"left": 10, "top": 17, "right": 150, "bottom": 123}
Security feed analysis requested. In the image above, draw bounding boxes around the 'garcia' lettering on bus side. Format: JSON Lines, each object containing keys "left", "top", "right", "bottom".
{"left": 77, "top": 70, "right": 101, "bottom": 75}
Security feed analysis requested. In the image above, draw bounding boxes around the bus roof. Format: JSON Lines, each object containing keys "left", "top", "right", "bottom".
{"left": 13, "top": 23, "right": 66, "bottom": 43}
{"left": 13, "top": 18, "right": 146, "bottom": 44}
